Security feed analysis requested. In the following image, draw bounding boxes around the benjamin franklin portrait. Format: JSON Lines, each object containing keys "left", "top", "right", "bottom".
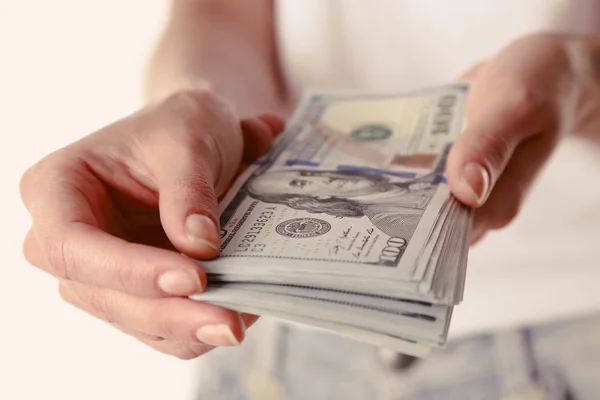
{"left": 245, "top": 169, "right": 441, "bottom": 239}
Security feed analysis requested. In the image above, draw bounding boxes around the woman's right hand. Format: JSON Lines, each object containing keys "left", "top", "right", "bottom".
{"left": 19, "top": 89, "right": 283, "bottom": 359}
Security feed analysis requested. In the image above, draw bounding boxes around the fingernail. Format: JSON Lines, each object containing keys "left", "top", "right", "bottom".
{"left": 158, "top": 269, "right": 202, "bottom": 295}
{"left": 461, "top": 163, "right": 490, "bottom": 206}
{"left": 185, "top": 214, "right": 219, "bottom": 250}
{"left": 196, "top": 324, "right": 242, "bottom": 346}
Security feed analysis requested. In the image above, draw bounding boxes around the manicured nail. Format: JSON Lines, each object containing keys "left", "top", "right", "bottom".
{"left": 196, "top": 325, "right": 241, "bottom": 346}
{"left": 185, "top": 214, "right": 219, "bottom": 250}
{"left": 461, "top": 163, "right": 490, "bottom": 206}
{"left": 158, "top": 269, "right": 202, "bottom": 295}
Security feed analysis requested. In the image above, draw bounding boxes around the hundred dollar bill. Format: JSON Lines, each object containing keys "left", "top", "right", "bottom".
{"left": 200, "top": 84, "right": 469, "bottom": 296}
{"left": 213, "top": 302, "right": 434, "bottom": 357}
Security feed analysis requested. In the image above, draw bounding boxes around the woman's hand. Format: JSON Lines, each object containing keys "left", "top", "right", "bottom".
{"left": 20, "top": 89, "right": 283, "bottom": 359}
{"left": 448, "top": 33, "right": 600, "bottom": 243}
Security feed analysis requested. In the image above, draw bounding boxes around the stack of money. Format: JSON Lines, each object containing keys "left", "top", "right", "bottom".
{"left": 191, "top": 83, "right": 473, "bottom": 357}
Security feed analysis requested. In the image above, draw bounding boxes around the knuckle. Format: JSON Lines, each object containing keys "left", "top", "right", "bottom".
{"left": 171, "top": 342, "right": 209, "bottom": 360}
{"left": 146, "top": 91, "right": 241, "bottom": 182}
{"left": 172, "top": 348, "right": 197, "bottom": 360}
{"left": 144, "top": 333, "right": 167, "bottom": 342}
{"left": 149, "top": 306, "right": 179, "bottom": 340}
{"left": 19, "top": 153, "right": 65, "bottom": 205}
{"left": 481, "top": 133, "right": 513, "bottom": 174}
{"left": 144, "top": 115, "right": 220, "bottom": 169}
{"left": 58, "top": 280, "right": 77, "bottom": 305}
{"left": 178, "top": 172, "right": 218, "bottom": 207}
{"left": 87, "top": 288, "right": 116, "bottom": 323}
{"left": 19, "top": 161, "right": 48, "bottom": 208}
{"left": 164, "top": 89, "right": 216, "bottom": 114}
{"left": 19, "top": 166, "right": 34, "bottom": 203}
{"left": 161, "top": 89, "right": 238, "bottom": 147}
{"left": 44, "top": 229, "right": 73, "bottom": 280}
{"left": 507, "top": 86, "right": 541, "bottom": 121}
{"left": 160, "top": 91, "right": 222, "bottom": 137}
{"left": 112, "top": 242, "right": 146, "bottom": 294}
{"left": 186, "top": 170, "right": 213, "bottom": 192}
{"left": 22, "top": 231, "right": 39, "bottom": 267}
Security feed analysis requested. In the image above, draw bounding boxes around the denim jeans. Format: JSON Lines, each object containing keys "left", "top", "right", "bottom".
{"left": 192, "top": 312, "right": 600, "bottom": 400}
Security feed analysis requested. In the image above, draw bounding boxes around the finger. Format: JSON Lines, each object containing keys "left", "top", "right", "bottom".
{"left": 240, "top": 313, "right": 259, "bottom": 329}
{"left": 448, "top": 35, "right": 566, "bottom": 208}
{"left": 61, "top": 279, "right": 170, "bottom": 343}
{"left": 241, "top": 114, "right": 285, "bottom": 164}
{"left": 120, "top": 315, "right": 258, "bottom": 360}
{"left": 59, "top": 280, "right": 246, "bottom": 347}
{"left": 108, "top": 321, "right": 213, "bottom": 360}
{"left": 147, "top": 101, "right": 284, "bottom": 260}
{"left": 141, "top": 92, "right": 246, "bottom": 260}
{"left": 471, "top": 133, "right": 557, "bottom": 233}
{"left": 256, "top": 113, "right": 286, "bottom": 135}
{"left": 135, "top": 335, "right": 213, "bottom": 360}
{"left": 111, "top": 322, "right": 167, "bottom": 343}
{"left": 28, "top": 220, "right": 207, "bottom": 297}
{"left": 22, "top": 229, "right": 47, "bottom": 268}
{"left": 131, "top": 314, "right": 258, "bottom": 360}
{"left": 447, "top": 77, "right": 553, "bottom": 208}
{"left": 222, "top": 114, "right": 285, "bottom": 199}
{"left": 469, "top": 227, "right": 487, "bottom": 246}
{"left": 21, "top": 160, "right": 207, "bottom": 298}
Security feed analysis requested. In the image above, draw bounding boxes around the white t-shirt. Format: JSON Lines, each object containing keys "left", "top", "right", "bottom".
{"left": 275, "top": 0, "right": 600, "bottom": 338}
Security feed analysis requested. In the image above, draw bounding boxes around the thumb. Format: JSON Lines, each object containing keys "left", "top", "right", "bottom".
{"left": 448, "top": 35, "right": 569, "bottom": 208}
{"left": 151, "top": 138, "right": 230, "bottom": 260}
{"left": 148, "top": 112, "right": 283, "bottom": 260}
{"left": 447, "top": 83, "right": 547, "bottom": 208}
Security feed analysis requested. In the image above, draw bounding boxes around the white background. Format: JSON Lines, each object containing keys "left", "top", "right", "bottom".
{"left": 0, "top": 1, "right": 199, "bottom": 399}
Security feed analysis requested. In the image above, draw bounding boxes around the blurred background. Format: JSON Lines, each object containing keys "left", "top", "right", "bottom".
{"left": 0, "top": 1, "right": 200, "bottom": 399}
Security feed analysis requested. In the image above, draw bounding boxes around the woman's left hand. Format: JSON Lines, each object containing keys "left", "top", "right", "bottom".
{"left": 447, "top": 32, "right": 600, "bottom": 243}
